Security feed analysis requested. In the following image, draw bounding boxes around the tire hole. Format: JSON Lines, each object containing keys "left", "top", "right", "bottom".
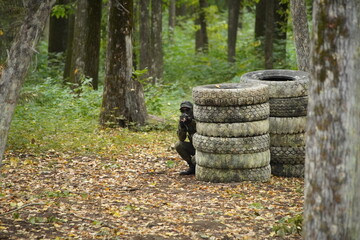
{"left": 259, "top": 76, "right": 295, "bottom": 81}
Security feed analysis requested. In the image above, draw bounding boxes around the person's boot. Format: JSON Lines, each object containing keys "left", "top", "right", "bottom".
{"left": 179, "top": 161, "right": 195, "bottom": 175}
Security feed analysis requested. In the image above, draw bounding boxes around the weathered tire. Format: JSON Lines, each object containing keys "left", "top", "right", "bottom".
{"left": 270, "top": 133, "right": 306, "bottom": 147}
{"left": 271, "top": 164, "right": 304, "bottom": 178}
{"left": 269, "top": 96, "right": 308, "bottom": 117}
{"left": 196, "top": 120, "right": 269, "bottom": 137}
{"left": 269, "top": 117, "right": 307, "bottom": 134}
{"left": 241, "top": 69, "right": 309, "bottom": 98}
{"left": 196, "top": 150, "right": 270, "bottom": 169}
{"left": 193, "top": 133, "right": 270, "bottom": 154}
{"left": 194, "top": 103, "right": 270, "bottom": 123}
{"left": 192, "top": 82, "right": 269, "bottom": 106}
{"left": 196, "top": 164, "right": 271, "bottom": 183}
{"left": 270, "top": 146, "right": 305, "bottom": 164}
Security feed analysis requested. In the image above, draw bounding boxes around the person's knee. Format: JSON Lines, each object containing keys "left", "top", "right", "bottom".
{"left": 175, "top": 141, "right": 184, "bottom": 153}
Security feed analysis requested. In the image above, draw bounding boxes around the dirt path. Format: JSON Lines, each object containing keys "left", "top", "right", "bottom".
{"left": 0, "top": 142, "right": 303, "bottom": 239}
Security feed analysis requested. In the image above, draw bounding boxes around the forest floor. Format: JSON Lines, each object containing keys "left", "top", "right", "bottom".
{"left": 0, "top": 131, "right": 303, "bottom": 240}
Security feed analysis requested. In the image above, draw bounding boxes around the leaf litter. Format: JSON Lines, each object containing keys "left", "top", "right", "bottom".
{"left": 0, "top": 132, "right": 303, "bottom": 239}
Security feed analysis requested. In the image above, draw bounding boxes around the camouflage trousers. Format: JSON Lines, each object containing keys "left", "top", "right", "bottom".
{"left": 175, "top": 141, "right": 196, "bottom": 166}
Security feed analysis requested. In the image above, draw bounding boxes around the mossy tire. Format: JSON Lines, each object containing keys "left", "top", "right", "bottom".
{"left": 192, "top": 82, "right": 269, "bottom": 106}
{"left": 196, "top": 164, "right": 271, "bottom": 183}
{"left": 270, "top": 133, "right": 306, "bottom": 147}
{"left": 193, "top": 133, "right": 270, "bottom": 154}
{"left": 196, "top": 150, "right": 270, "bottom": 169}
{"left": 269, "top": 117, "right": 307, "bottom": 134}
{"left": 194, "top": 103, "right": 270, "bottom": 123}
{"left": 241, "top": 69, "right": 309, "bottom": 98}
{"left": 271, "top": 164, "right": 304, "bottom": 178}
{"left": 269, "top": 96, "right": 308, "bottom": 117}
{"left": 196, "top": 120, "right": 269, "bottom": 137}
{"left": 270, "top": 146, "right": 305, "bottom": 164}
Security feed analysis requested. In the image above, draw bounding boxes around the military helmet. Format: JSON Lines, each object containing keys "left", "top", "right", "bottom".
{"left": 179, "top": 101, "right": 193, "bottom": 110}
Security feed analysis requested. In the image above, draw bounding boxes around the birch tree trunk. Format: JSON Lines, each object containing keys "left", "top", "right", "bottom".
{"left": 290, "top": 0, "right": 310, "bottom": 72}
{"left": 304, "top": 0, "right": 360, "bottom": 239}
{"left": 0, "top": 0, "right": 54, "bottom": 164}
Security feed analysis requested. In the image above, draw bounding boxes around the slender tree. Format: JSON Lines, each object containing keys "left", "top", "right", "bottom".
{"left": 227, "top": 0, "right": 241, "bottom": 62}
{"left": 151, "top": 0, "right": 163, "bottom": 83}
{"left": 264, "top": 0, "right": 275, "bottom": 69}
{"left": 0, "top": 0, "right": 55, "bottom": 164}
{"left": 195, "top": 0, "right": 208, "bottom": 53}
{"left": 274, "top": 0, "right": 289, "bottom": 67}
{"left": 139, "top": 0, "right": 151, "bottom": 81}
{"left": 290, "top": 0, "right": 310, "bottom": 72}
{"left": 48, "top": 0, "right": 69, "bottom": 54}
{"left": 304, "top": 0, "right": 360, "bottom": 238}
{"left": 100, "top": 0, "right": 147, "bottom": 127}
{"left": 168, "top": 0, "right": 176, "bottom": 41}
{"left": 68, "top": 0, "right": 101, "bottom": 90}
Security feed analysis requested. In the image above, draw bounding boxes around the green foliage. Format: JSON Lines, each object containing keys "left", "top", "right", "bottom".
{"left": 51, "top": 2, "right": 75, "bottom": 18}
{"left": 272, "top": 213, "right": 303, "bottom": 237}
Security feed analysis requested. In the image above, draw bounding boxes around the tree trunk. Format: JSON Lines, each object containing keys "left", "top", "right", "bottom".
{"left": 139, "top": 0, "right": 151, "bottom": 81}
{"left": 48, "top": 0, "right": 69, "bottom": 54}
{"left": 0, "top": 0, "right": 25, "bottom": 65}
{"left": 151, "top": 0, "right": 163, "bottom": 83}
{"left": 264, "top": 0, "right": 275, "bottom": 69}
{"left": 304, "top": 0, "right": 360, "bottom": 239}
{"left": 168, "top": 0, "right": 176, "bottom": 41}
{"left": 63, "top": 12, "right": 75, "bottom": 82}
{"left": 84, "top": 0, "right": 101, "bottom": 90}
{"left": 255, "top": 0, "right": 266, "bottom": 40}
{"left": 290, "top": 0, "right": 310, "bottom": 72}
{"left": 100, "top": 0, "right": 147, "bottom": 127}
{"left": 195, "top": 0, "right": 208, "bottom": 53}
{"left": 0, "top": 0, "right": 54, "bottom": 164}
{"left": 227, "top": 0, "right": 241, "bottom": 62}
{"left": 274, "top": 0, "right": 288, "bottom": 67}
{"left": 68, "top": 0, "right": 101, "bottom": 90}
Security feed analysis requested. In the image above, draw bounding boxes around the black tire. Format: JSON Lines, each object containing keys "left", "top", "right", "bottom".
{"left": 269, "top": 117, "right": 307, "bottom": 134}
{"left": 194, "top": 103, "right": 270, "bottom": 123}
{"left": 269, "top": 96, "right": 308, "bottom": 117}
{"left": 192, "top": 82, "right": 269, "bottom": 106}
{"left": 196, "top": 120, "right": 269, "bottom": 137}
{"left": 193, "top": 133, "right": 270, "bottom": 154}
{"left": 196, "top": 150, "right": 270, "bottom": 169}
{"left": 270, "top": 146, "right": 305, "bottom": 164}
{"left": 241, "top": 69, "right": 309, "bottom": 98}
{"left": 270, "top": 133, "right": 306, "bottom": 147}
{"left": 271, "top": 164, "right": 304, "bottom": 178}
{"left": 196, "top": 164, "right": 271, "bottom": 182}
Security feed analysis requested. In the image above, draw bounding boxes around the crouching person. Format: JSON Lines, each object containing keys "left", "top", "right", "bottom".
{"left": 175, "top": 101, "right": 196, "bottom": 175}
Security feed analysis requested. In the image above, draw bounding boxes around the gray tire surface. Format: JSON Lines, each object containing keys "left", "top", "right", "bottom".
{"left": 270, "top": 133, "right": 306, "bottom": 147}
{"left": 196, "top": 164, "right": 271, "bottom": 182}
{"left": 269, "top": 96, "right": 308, "bottom": 117}
{"left": 194, "top": 103, "right": 270, "bottom": 123}
{"left": 192, "top": 82, "right": 269, "bottom": 106}
{"left": 270, "top": 146, "right": 305, "bottom": 164}
{"left": 193, "top": 133, "right": 270, "bottom": 154}
{"left": 196, "top": 150, "right": 270, "bottom": 169}
{"left": 271, "top": 164, "right": 304, "bottom": 178}
{"left": 241, "top": 69, "right": 309, "bottom": 98}
{"left": 269, "top": 117, "right": 307, "bottom": 134}
{"left": 196, "top": 120, "right": 269, "bottom": 137}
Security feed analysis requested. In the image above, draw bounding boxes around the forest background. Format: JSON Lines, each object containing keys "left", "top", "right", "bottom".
{"left": 0, "top": 0, "right": 312, "bottom": 239}
{"left": 3, "top": 0, "right": 309, "bottom": 154}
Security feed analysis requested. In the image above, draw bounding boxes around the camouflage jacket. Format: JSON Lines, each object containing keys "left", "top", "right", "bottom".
{"left": 177, "top": 120, "right": 196, "bottom": 143}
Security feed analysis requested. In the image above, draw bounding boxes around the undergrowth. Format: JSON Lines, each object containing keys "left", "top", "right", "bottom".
{"left": 7, "top": 7, "right": 297, "bottom": 156}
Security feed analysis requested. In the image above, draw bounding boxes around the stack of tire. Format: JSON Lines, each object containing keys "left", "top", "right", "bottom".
{"left": 192, "top": 82, "right": 271, "bottom": 183}
{"left": 241, "top": 70, "right": 309, "bottom": 177}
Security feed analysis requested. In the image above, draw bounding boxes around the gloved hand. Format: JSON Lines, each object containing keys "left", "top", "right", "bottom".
{"left": 179, "top": 113, "right": 192, "bottom": 129}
